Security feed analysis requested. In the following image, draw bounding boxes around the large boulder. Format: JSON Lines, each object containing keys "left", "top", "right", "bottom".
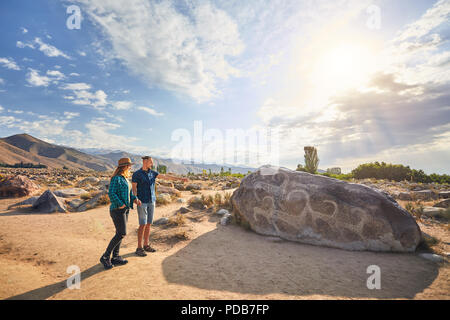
{"left": 77, "top": 191, "right": 108, "bottom": 212}
{"left": 231, "top": 165, "right": 421, "bottom": 252}
{"left": 157, "top": 186, "right": 181, "bottom": 197}
{"left": 0, "top": 175, "right": 40, "bottom": 197}
{"left": 32, "top": 190, "right": 67, "bottom": 213}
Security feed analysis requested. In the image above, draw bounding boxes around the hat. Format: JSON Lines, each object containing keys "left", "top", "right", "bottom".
{"left": 141, "top": 156, "right": 153, "bottom": 160}
{"left": 117, "top": 157, "right": 133, "bottom": 167}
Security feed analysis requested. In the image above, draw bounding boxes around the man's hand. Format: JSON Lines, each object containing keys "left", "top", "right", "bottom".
{"left": 134, "top": 199, "right": 142, "bottom": 206}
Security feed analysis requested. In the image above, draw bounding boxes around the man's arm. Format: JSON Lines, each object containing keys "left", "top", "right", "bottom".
{"left": 158, "top": 173, "right": 188, "bottom": 182}
{"left": 132, "top": 182, "right": 138, "bottom": 199}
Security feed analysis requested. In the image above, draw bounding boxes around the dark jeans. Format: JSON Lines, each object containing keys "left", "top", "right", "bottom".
{"left": 103, "top": 207, "right": 129, "bottom": 258}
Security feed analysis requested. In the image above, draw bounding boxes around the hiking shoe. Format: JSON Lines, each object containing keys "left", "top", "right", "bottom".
{"left": 143, "top": 245, "right": 156, "bottom": 253}
{"left": 135, "top": 247, "right": 147, "bottom": 257}
{"left": 111, "top": 256, "right": 128, "bottom": 266}
{"left": 100, "top": 255, "right": 113, "bottom": 270}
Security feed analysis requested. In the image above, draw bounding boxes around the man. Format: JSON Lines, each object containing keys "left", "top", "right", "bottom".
{"left": 131, "top": 156, "right": 187, "bottom": 256}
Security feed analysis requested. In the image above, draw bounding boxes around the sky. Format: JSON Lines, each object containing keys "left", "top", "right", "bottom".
{"left": 0, "top": 0, "right": 449, "bottom": 174}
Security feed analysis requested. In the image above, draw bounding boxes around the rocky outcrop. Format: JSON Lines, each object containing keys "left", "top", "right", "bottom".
{"left": 231, "top": 165, "right": 421, "bottom": 252}
{"left": 32, "top": 190, "right": 67, "bottom": 213}
{"left": 0, "top": 175, "right": 39, "bottom": 197}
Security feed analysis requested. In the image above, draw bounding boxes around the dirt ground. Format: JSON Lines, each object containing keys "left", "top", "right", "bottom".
{"left": 0, "top": 189, "right": 449, "bottom": 300}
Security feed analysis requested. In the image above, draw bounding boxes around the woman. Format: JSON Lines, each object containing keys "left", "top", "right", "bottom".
{"left": 100, "top": 157, "right": 141, "bottom": 270}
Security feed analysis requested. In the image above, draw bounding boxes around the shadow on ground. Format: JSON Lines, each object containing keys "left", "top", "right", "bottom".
{"left": 162, "top": 225, "right": 439, "bottom": 299}
{"left": 6, "top": 253, "right": 135, "bottom": 300}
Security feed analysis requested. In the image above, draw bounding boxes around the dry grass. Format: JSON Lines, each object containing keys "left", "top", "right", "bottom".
{"left": 168, "top": 213, "right": 186, "bottom": 226}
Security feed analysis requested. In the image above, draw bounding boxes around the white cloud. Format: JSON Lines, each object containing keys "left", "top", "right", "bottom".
{"left": 46, "top": 70, "right": 66, "bottom": 81}
{"left": 60, "top": 82, "right": 91, "bottom": 91}
{"left": 64, "top": 111, "right": 80, "bottom": 119}
{"left": 8, "top": 109, "right": 24, "bottom": 114}
{"left": 0, "top": 57, "right": 20, "bottom": 70}
{"left": 34, "top": 37, "right": 71, "bottom": 59}
{"left": 77, "top": 0, "right": 244, "bottom": 101}
{"left": 137, "top": 106, "right": 164, "bottom": 116}
{"left": 78, "top": 50, "right": 87, "bottom": 56}
{"left": 60, "top": 83, "right": 108, "bottom": 109}
{"left": 0, "top": 105, "right": 3, "bottom": 112}
{"left": 21, "top": 27, "right": 28, "bottom": 34}
{"left": 69, "top": 72, "right": 80, "bottom": 77}
{"left": 16, "top": 40, "right": 35, "bottom": 49}
{"left": 112, "top": 101, "right": 133, "bottom": 110}
{"left": 0, "top": 78, "right": 4, "bottom": 85}
{"left": 26, "top": 68, "right": 51, "bottom": 87}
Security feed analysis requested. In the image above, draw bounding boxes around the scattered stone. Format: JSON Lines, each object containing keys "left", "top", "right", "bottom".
{"left": 53, "top": 188, "right": 88, "bottom": 198}
{"left": 186, "top": 183, "right": 201, "bottom": 191}
{"left": 433, "top": 199, "right": 450, "bottom": 208}
{"left": 157, "top": 186, "right": 181, "bottom": 197}
{"left": 422, "top": 206, "right": 446, "bottom": 217}
{"left": 153, "top": 217, "right": 169, "bottom": 225}
{"left": 438, "top": 191, "right": 450, "bottom": 199}
{"left": 47, "top": 183, "right": 60, "bottom": 188}
{"left": 178, "top": 207, "right": 192, "bottom": 214}
{"left": 398, "top": 192, "right": 413, "bottom": 201}
{"left": 0, "top": 175, "right": 40, "bottom": 198}
{"left": 231, "top": 165, "right": 421, "bottom": 252}
{"left": 216, "top": 208, "right": 230, "bottom": 216}
{"left": 412, "top": 190, "right": 438, "bottom": 201}
{"left": 418, "top": 253, "right": 445, "bottom": 263}
{"left": 77, "top": 177, "right": 100, "bottom": 187}
{"left": 188, "top": 196, "right": 206, "bottom": 210}
{"left": 220, "top": 213, "right": 232, "bottom": 226}
{"left": 176, "top": 198, "right": 186, "bottom": 203}
{"left": 174, "top": 183, "right": 185, "bottom": 191}
{"left": 32, "top": 190, "right": 67, "bottom": 213}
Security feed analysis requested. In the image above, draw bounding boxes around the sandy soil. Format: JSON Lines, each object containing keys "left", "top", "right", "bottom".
{"left": 0, "top": 189, "right": 449, "bottom": 300}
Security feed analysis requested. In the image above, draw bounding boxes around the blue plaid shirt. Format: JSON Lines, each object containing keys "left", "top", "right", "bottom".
{"left": 132, "top": 168, "right": 159, "bottom": 203}
{"left": 108, "top": 175, "right": 136, "bottom": 210}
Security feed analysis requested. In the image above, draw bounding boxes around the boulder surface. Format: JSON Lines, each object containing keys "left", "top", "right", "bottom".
{"left": 0, "top": 175, "right": 39, "bottom": 197}
{"left": 231, "top": 165, "right": 421, "bottom": 252}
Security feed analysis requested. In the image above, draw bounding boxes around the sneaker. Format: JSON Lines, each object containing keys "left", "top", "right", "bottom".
{"left": 100, "top": 255, "right": 113, "bottom": 270}
{"left": 111, "top": 256, "right": 128, "bottom": 266}
{"left": 143, "top": 244, "right": 156, "bottom": 252}
{"left": 135, "top": 247, "right": 147, "bottom": 257}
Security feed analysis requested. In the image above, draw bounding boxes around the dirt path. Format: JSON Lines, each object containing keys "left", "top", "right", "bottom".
{"left": 0, "top": 190, "right": 449, "bottom": 300}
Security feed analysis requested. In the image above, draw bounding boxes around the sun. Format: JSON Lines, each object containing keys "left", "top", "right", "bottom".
{"left": 311, "top": 43, "right": 377, "bottom": 94}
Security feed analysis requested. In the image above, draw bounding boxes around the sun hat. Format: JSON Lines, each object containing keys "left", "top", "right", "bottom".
{"left": 117, "top": 157, "right": 133, "bottom": 167}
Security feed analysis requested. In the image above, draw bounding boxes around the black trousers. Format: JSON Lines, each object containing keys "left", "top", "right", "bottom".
{"left": 103, "top": 207, "right": 129, "bottom": 258}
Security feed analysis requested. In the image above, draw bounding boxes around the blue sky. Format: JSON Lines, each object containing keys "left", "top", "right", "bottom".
{"left": 0, "top": 0, "right": 449, "bottom": 174}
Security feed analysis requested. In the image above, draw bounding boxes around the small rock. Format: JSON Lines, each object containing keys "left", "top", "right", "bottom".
{"left": 433, "top": 198, "right": 450, "bottom": 208}
{"left": 77, "top": 177, "right": 100, "bottom": 187}
{"left": 220, "top": 213, "right": 232, "bottom": 226}
{"left": 398, "top": 192, "right": 413, "bottom": 201}
{"left": 77, "top": 191, "right": 107, "bottom": 212}
{"left": 412, "top": 190, "right": 438, "bottom": 201}
{"left": 53, "top": 188, "right": 88, "bottom": 198}
{"left": 178, "top": 207, "right": 192, "bottom": 214}
{"left": 422, "top": 206, "right": 446, "bottom": 217}
{"left": 176, "top": 198, "right": 186, "bottom": 203}
{"left": 418, "top": 253, "right": 445, "bottom": 263}
{"left": 216, "top": 209, "right": 230, "bottom": 216}
{"left": 438, "top": 191, "right": 450, "bottom": 199}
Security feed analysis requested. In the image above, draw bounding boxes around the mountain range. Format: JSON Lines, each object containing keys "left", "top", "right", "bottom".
{"left": 0, "top": 133, "right": 255, "bottom": 174}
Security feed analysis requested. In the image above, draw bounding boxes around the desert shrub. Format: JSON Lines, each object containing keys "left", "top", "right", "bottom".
{"left": 156, "top": 195, "right": 171, "bottom": 206}
{"left": 214, "top": 193, "right": 223, "bottom": 207}
{"left": 405, "top": 202, "right": 414, "bottom": 214}
{"left": 168, "top": 213, "right": 186, "bottom": 226}
{"left": 97, "top": 194, "right": 110, "bottom": 206}
{"left": 190, "top": 189, "right": 200, "bottom": 194}
{"left": 223, "top": 192, "right": 232, "bottom": 209}
{"left": 350, "top": 161, "right": 450, "bottom": 184}
{"left": 81, "top": 192, "right": 93, "bottom": 200}
{"left": 321, "top": 172, "right": 353, "bottom": 180}
{"left": 417, "top": 233, "right": 439, "bottom": 252}
{"left": 304, "top": 146, "right": 319, "bottom": 174}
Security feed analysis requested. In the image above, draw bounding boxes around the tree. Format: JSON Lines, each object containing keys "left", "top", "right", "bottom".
{"left": 304, "top": 146, "right": 319, "bottom": 174}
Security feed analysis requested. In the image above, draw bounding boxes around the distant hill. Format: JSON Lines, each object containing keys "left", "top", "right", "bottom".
{"left": 0, "top": 134, "right": 115, "bottom": 171}
{"left": 0, "top": 133, "right": 256, "bottom": 174}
